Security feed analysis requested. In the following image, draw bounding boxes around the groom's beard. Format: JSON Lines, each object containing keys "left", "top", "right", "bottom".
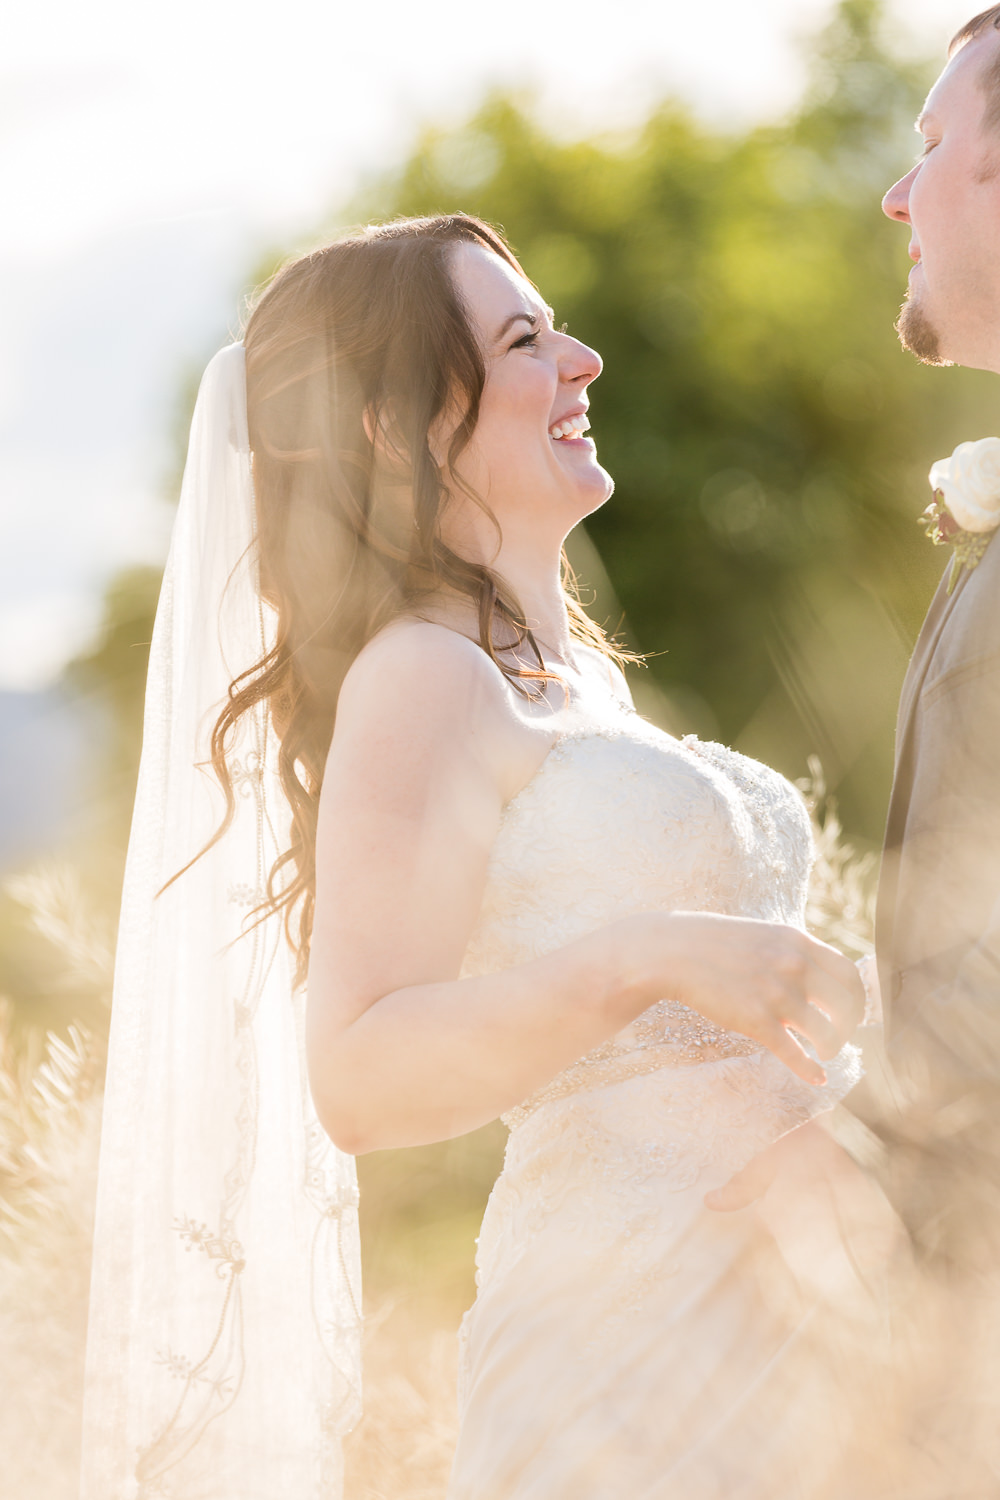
{"left": 896, "top": 294, "right": 951, "bottom": 366}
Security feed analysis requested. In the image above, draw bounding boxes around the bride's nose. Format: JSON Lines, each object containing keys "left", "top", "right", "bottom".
{"left": 558, "top": 333, "right": 602, "bottom": 386}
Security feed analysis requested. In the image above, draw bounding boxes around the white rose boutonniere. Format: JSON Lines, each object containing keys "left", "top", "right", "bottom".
{"left": 922, "top": 438, "right": 1000, "bottom": 593}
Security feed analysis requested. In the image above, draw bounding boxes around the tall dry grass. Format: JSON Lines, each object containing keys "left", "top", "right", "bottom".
{"left": 798, "top": 756, "right": 878, "bottom": 963}
{"left": 0, "top": 783, "right": 878, "bottom": 1500}
{"left": 0, "top": 866, "right": 110, "bottom": 1500}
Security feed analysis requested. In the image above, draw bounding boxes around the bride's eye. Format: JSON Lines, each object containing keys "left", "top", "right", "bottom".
{"left": 511, "top": 330, "right": 540, "bottom": 350}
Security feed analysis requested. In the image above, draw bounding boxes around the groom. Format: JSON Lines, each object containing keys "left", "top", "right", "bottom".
{"left": 870, "top": 4, "right": 1000, "bottom": 1271}
{"left": 711, "top": 7, "right": 1000, "bottom": 1273}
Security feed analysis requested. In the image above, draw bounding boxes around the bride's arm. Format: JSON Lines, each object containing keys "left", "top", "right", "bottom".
{"left": 306, "top": 627, "right": 864, "bottom": 1154}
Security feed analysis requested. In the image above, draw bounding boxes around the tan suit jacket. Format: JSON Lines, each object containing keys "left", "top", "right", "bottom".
{"left": 872, "top": 531, "right": 1000, "bottom": 1257}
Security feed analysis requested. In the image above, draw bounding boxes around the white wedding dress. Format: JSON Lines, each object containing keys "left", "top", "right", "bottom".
{"left": 449, "top": 696, "right": 869, "bottom": 1500}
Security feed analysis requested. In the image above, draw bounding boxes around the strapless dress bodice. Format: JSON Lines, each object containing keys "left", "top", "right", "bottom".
{"left": 460, "top": 706, "right": 859, "bottom": 1127}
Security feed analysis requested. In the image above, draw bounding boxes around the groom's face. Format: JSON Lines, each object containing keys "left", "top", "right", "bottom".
{"left": 883, "top": 29, "right": 1000, "bottom": 372}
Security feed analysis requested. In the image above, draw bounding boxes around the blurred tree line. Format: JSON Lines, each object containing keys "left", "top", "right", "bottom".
{"left": 86, "top": 1, "right": 1000, "bottom": 867}
{"left": 6, "top": 0, "right": 997, "bottom": 1017}
{"left": 349, "top": 0, "right": 994, "bottom": 846}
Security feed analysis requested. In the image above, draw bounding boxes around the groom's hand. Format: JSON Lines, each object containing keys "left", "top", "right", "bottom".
{"left": 706, "top": 1114, "right": 908, "bottom": 1301}
{"left": 704, "top": 1118, "right": 821, "bottom": 1212}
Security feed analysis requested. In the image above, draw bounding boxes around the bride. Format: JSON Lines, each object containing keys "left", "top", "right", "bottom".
{"left": 82, "top": 213, "right": 877, "bottom": 1500}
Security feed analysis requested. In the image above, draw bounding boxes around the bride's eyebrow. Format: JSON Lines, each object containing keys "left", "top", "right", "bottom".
{"left": 495, "top": 307, "right": 555, "bottom": 340}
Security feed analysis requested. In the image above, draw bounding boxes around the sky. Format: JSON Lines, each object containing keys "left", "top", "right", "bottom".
{"left": 0, "top": 0, "right": 978, "bottom": 690}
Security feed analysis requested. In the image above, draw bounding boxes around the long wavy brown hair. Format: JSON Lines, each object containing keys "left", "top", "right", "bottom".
{"left": 211, "top": 213, "right": 630, "bottom": 983}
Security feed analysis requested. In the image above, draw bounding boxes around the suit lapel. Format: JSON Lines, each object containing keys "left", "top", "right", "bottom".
{"left": 893, "top": 560, "right": 970, "bottom": 774}
{"left": 876, "top": 559, "right": 973, "bottom": 1005}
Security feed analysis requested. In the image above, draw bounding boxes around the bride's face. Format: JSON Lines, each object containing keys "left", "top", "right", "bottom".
{"left": 440, "top": 242, "right": 613, "bottom": 553}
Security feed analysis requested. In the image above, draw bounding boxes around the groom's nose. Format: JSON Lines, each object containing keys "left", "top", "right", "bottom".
{"left": 882, "top": 166, "right": 917, "bottom": 223}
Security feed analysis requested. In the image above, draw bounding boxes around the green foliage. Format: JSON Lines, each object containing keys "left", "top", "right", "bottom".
{"left": 0, "top": 571, "right": 153, "bottom": 1033}
{"left": 68, "top": 0, "right": 996, "bottom": 857}
{"left": 357, "top": 1124, "right": 507, "bottom": 1318}
{"left": 64, "top": 565, "right": 162, "bottom": 850}
{"left": 339, "top": 0, "right": 996, "bottom": 843}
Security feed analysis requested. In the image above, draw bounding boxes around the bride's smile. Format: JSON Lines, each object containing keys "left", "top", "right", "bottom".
{"left": 439, "top": 239, "right": 613, "bottom": 564}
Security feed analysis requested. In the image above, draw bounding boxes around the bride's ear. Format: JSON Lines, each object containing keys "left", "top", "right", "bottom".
{"left": 363, "top": 401, "right": 411, "bottom": 475}
{"left": 427, "top": 399, "right": 464, "bottom": 473}
{"left": 363, "top": 396, "right": 456, "bottom": 477}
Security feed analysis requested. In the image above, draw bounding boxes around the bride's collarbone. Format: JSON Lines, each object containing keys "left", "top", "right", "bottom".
{"left": 498, "top": 675, "right": 628, "bottom": 806}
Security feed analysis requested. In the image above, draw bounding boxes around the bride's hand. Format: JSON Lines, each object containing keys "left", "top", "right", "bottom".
{"left": 621, "top": 911, "right": 865, "bottom": 1087}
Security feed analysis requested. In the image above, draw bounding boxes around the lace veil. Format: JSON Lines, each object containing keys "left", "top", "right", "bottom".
{"left": 80, "top": 344, "right": 363, "bottom": 1499}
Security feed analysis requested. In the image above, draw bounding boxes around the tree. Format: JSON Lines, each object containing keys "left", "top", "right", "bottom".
{"left": 341, "top": 0, "right": 992, "bottom": 843}
{"left": 59, "top": 0, "right": 995, "bottom": 887}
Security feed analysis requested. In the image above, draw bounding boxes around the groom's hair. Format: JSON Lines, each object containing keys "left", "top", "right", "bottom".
{"left": 951, "top": 9, "right": 1000, "bottom": 134}
{"left": 952, "top": 6, "right": 1000, "bottom": 52}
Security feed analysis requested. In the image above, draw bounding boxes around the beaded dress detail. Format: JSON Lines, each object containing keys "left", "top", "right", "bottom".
{"left": 449, "top": 701, "right": 865, "bottom": 1500}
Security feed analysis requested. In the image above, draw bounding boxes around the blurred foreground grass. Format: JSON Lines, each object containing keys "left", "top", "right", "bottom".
{"left": 0, "top": 771, "right": 875, "bottom": 1499}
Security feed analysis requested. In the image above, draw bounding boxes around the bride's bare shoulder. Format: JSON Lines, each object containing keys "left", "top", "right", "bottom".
{"left": 342, "top": 619, "right": 510, "bottom": 723}
{"left": 332, "top": 620, "right": 547, "bottom": 800}
{"left": 355, "top": 616, "right": 494, "bottom": 669}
